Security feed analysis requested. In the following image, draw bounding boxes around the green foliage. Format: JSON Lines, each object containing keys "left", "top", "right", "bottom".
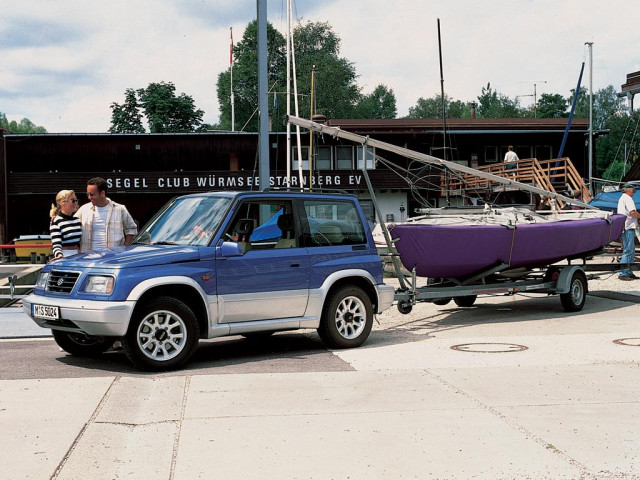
{"left": 476, "top": 83, "right": 524, "bottom": 118}
{"left": 109, "top": 89, "right": 144, "bottom": 133}
{"left": 109, "top": 82, "right": 204, "bottom": 133}
{"left": 407, "top": 93, "right": 470, "bottom": 119}
{"left": 217, "top": 20, "right": 395, "bottom": 131}
{"left": 0, "top": 112, "right": 47, "bottom": 133}
{"left": 537, "top": 93, "right": 568, "bottom": 118}
{"left": 354, "top": 84, "right": 397, "bottom": 119}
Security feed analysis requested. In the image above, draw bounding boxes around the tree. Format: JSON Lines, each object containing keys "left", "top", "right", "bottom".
{"left": 536, "top": 93, "right": 567, "bottom": 118}
{"left": 0, "top": 112, "right": 47, "bottom": 133}
{"left": 217, "top": 20, "right": 286, "bottom": 131}
{"left": 216, "top": 20, "right": 393, "bottom": 131}
{"left": 354, "top": 84, "right": 397, "bottom": 119}
{"left": 407, "top": 93, "right": 469, "bottom": 119}
{"left": 109, "top": 89, "right": 144, "bottom": 133}
{"left": 109, "top": 82, "right": 204, "bottom": 133}
{"left": 476, "top": 83, "right": 524, "bottom": 118}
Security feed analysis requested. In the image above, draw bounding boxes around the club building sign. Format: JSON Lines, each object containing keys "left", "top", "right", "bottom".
{"left": 8, "top": 170, "right": 408, "bottom": 196}
{"left": 106, "top": 171, "right": 367, "bottom": 191}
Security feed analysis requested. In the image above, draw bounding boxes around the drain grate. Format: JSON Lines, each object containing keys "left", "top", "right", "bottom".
{"left": 613, "top": 338, "right": 640, "bottom": 347}
{"left": 450, "top": 342, "right": 528, "bottom": 353}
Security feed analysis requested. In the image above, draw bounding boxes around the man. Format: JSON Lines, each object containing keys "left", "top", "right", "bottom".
{"left": 76, "top": 177, "right": 138, "bottom": 252}
{"left": 616, "top": 183, "right": 640, "bottom": 280}
{"left": 504, "top": 145, "right": 519, "bottom": 170}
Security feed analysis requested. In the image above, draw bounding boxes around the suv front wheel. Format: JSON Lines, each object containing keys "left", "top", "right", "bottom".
{"left": 318, "top": 285, "right": 373, "bottom": 349}
{"left": 123, "top": 297, "right": 199, "bottom": 371}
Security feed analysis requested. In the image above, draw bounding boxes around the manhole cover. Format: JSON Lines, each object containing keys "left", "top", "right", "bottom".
{"left": 450, "top": 342, "right": 528, "bottom": 353}
{"left": 613, "top": 338, "right": 640, "bottom": 347}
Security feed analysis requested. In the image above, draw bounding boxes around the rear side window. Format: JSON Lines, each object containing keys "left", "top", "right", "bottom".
{"left": 303, "top": 200, "right": 366, "bottom": 247}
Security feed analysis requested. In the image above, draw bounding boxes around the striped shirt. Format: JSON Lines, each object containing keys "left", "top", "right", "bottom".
{"left": 50, "top": 213, "right": 82, "bottom": 257}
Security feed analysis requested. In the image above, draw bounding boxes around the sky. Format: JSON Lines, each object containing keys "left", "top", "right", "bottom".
{"left": 1, "top": 0, "right": 638, "bottom": 133}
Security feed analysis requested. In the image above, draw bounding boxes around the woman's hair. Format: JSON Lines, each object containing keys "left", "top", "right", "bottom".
{"left": 49, "top": 189, "right": 76, "bottom": 223}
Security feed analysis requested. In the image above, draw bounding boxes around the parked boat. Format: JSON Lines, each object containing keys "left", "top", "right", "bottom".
{"left": 389, "top": 207, "right": 625, "bottom": 279}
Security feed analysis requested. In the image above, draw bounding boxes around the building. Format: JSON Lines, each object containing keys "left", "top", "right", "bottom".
{"left": 0, "top": 117, "right": 589, "bottom": 243}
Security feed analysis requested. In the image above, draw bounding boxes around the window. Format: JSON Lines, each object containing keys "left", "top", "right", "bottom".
{"left": 303, "top": 200, "right": 366, "bottom": 247}
{"left": 336, "top": 146, "right": 353, "bottom": 170}
{"left": 357, "top": 146, "right": 375, "bottom": 170}
{"left": 292, "top": 146, "right": 309, "bottom": 170}
{"left": 534, "top": 145, "right": 553, "bottom": 160}
{"left": 315, "top": 146, "right": 332, "bottom": 170}
{"left": 485, "top": 146, "right": 499, "bottom": 163}
{"left": 226, "top": 200, "right": 297, "bottom": 250}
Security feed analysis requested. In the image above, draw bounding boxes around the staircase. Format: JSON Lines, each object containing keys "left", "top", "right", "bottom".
{"left": 443, "top": 157, "right": 592, "bottom": 209}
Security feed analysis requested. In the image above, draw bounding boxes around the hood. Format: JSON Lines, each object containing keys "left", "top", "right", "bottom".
{"left": 51, "top": 244, "right": 201, "bottom": 269}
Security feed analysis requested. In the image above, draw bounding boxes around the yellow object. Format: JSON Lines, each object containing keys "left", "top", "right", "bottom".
{"left": 14, "top": 235, "right": 52, "bottom": 258}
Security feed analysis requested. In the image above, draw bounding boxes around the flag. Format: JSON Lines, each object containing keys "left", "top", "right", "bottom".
{"left": 230, "top": 27, "right": 233, "bottom": 65}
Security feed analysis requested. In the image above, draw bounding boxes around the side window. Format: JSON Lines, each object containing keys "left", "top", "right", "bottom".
{"left": 303, "top": 199, "right": 366, "bottom": 247}
{"left": 225, "top": 200, "right": 298, "bottom": 251}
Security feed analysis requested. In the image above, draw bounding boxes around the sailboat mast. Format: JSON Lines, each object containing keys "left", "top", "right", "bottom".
{"left": 586, "top": 41, "right": 594, "bottom": 192}
{"left": 287, "top": 114, "right": 598, "bottom": 210}
{"left": 286, "top": 0, "right": 291, "bottom": 185}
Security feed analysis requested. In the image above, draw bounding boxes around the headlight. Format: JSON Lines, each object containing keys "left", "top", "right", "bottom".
{"left": 35, "top": 271, "right": 50, "bottom": 289}
{"left": 82, "top": 275, "right": 114, "bottom": 294}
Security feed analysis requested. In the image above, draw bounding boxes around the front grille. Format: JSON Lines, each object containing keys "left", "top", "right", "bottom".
{"left": 47, "top": 270, "right": 81, "bottom": 294}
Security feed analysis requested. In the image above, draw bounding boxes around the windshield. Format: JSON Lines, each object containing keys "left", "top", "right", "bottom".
{"left": 134, "top": 196, "right": 232, "bottom": 246}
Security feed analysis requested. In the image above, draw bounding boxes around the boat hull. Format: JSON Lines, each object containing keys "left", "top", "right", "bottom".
{"left": 389, "top": 214, "right": 626, "bottom": 279}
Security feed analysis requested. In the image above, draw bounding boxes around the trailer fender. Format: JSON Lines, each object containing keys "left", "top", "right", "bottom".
{"left": 555, "top": 265, "right": 585, "bottom": 294}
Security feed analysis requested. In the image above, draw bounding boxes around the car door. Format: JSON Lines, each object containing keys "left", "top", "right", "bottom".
{"left": 215, "top": 199, "right": 310, "bottom": 323}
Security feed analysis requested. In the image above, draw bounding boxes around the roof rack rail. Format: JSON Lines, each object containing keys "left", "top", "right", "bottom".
{"left": 261, "top": 187, "right": 352, "bottom": 195}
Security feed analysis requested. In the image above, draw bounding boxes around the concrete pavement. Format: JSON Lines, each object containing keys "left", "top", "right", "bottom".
{"left": 1, "top": 281, "right": 640, "bottom": 479}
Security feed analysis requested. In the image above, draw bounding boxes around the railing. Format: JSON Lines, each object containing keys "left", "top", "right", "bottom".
{"left": 443, "top": 157, "right": 592, "bottom": 208}
{"left": 0, "top": 264, "right": 41, "bottom": 301}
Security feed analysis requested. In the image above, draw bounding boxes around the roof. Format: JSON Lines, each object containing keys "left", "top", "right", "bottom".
{"left": 326, "top": 117, "right": 589, "bottom": 135}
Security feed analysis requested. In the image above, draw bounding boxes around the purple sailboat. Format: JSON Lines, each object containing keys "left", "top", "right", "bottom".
{"left": 389, "top": 208, "right": 625, "bottom": 279}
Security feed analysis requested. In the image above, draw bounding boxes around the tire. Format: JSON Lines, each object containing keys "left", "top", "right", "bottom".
{"left": 432, "top": 298, "right": 451, "bottom": 306}
{"left": 52, "top": 330, "right": 113, "bottom": 357}
{"left": 454, "top": 295, "right": 477, "bottom": 307}
{"left": 397, "top": 300, "right": 413, "bottom": 314}
{"left": 318, "top": 286, "right": 373, "bottom": 349}
{"left": 123, "top": 297, "right": 199, "bottom": 371}
{"left": 560, "top": 270, "right": 587, "bottom": 312}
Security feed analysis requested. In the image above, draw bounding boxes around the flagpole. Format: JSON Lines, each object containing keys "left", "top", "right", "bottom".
{"left": 286, "top": 0, "right": 291, "bottom": 185}
{"left": 230, "top": 27, "right": 235, "bottom": 132}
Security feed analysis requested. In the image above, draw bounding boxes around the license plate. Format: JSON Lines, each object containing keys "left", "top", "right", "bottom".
{"left": 33, "top": 304, "right": 60, "bottom": 320}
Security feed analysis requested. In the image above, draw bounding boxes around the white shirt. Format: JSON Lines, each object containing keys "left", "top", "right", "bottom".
{"left": 91, "top": 205, "right": 110, "bottom": 250}
{"left": 504, "top": 151, "right": 519, "bottom": 163}
{"left": 617, "top": 193, "right": 638, "bottom": 230}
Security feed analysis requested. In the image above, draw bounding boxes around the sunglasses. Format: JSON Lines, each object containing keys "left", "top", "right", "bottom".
{"left": 65, "top": 199, "right": 78, "bottom": 204}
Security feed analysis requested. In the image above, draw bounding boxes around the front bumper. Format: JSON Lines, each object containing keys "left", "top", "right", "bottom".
{"left": 23, "top": 294, "right": 135, "bottom": 337}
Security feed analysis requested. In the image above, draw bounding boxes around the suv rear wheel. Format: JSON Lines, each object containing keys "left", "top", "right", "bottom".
{"left": 123, "top": 297, "right": 199, "bottom": 371}
{"left": 318, "top": 285, "right": 373, "bottom": 349}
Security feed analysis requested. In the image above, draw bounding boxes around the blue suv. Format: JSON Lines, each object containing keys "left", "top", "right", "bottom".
{"left": 24, "top": 191, "right": 394, "bottom": 370}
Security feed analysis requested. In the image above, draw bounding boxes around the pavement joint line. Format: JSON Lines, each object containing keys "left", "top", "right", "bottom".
{"left": 170, "top": 375, "right": 191, "bottom": 480}
{"left": 420, "top": 368, "right": 590, "bottom": 475}
{"left": 51, "top": 376, "right": 120, "bottom": 480}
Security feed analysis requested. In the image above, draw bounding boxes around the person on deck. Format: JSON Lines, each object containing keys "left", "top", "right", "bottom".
{"left": 503, "top": 145, "right": 519, "bottom": 171}
{"left": 616, "top": 183, "right": 640, "bottom": 280}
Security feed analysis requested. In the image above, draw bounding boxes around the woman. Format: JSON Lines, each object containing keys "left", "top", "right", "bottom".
{"left": 49, "top": 190, "right": 82, "bottom": 259}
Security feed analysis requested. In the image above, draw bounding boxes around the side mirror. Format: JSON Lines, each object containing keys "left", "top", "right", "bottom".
{"left": 218, "top": 241, "right": 243, "bottom": 257}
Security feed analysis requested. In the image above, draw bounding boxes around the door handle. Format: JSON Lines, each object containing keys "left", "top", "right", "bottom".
{"left": 290, "top": 263, "right": 300, "bottom": 268}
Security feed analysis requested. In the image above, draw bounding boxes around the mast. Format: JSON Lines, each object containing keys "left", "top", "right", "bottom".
{"left": 437, "top": 19, "right": 449, "bottom": 206}
{"left": 230, "top": 27, "right": 235, "bottom": 132}
{"left": 586, "top": 41, "right": 594, "bottom": 192}
{"left": 287, "top": 114, "right": 598, "bottom": 210}
{"left": 285, "top": 0, "right": 291, "bottom": 185}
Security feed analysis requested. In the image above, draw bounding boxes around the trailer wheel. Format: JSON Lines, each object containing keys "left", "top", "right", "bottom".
{"left": 433, "top": 298, "right": 451, "bottom": 306}
{"left": 454, "top": 295, "right": 477, "bottom": 307}
{"left": 560, "top": 270, "right": 587, "bottom": 312}
{"left": 397, "top": 300, "right": 413, "bottom": 314}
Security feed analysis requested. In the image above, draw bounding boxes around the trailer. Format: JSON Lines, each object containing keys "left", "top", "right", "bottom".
{"left": 285, "top": 115, "right": 623, "bottom": 315}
